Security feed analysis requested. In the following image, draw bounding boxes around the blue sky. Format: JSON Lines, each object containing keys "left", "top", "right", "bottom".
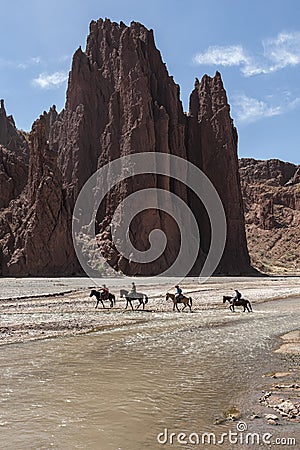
{"left": 1, "top": 0, "right": 299, "bottom": 164}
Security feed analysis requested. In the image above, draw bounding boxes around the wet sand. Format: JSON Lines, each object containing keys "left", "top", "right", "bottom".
{"left": 256, "top": 330, "right": 300, "bottom": 424}
{"left": 1, "top": 276, "right": 300, "bottom": 346}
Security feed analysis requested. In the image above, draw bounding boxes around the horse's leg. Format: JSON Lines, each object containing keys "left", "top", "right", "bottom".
{"left": 188, "top": 301, "right": 192, "bottom": 312}
{"left": 142, "top": 300, "right": 145, "bottom": 310}
{"left": 95, "top": 299, "right": 99, "bottom": 309}
{"left": 110, "top": 299, "right": 113, "bottom": 308}
{"left": 176, "top": 302, "right": 180, "bottom": 312}
{"left": 100, "top": 299, "right": 105, "bottom": 308}
{"left": 136, "top": 300, "right": 141, "bottom": 310}
{"left": 173, "top": 301, "right": 176, "bottom": 312}
{"left": 130, "top": 300, "right": 134, "bottom": 311}
{"left": 125, "top": 298, "right": 128, "bottom": 309}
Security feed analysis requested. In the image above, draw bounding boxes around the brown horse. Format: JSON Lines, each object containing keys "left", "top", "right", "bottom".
{"left": 90, "top": 290, "right": 115, "bottom": 308}
{"left": 166, "top": 292, "right": 193, "bottom": 312}
{"left": 223, "top": 295, "right": 252, "bottom": 312}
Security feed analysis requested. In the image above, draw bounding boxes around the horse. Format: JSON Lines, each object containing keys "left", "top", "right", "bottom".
{"left": 222, "top": 295, "right": 252, "bottom": 313}
{"left": 90, "top": 290, "right": 116, "bottom": 309}
{"left": 166, "top": 292, "right": 193, "bottom": 312}
{"left": 120, "top": 289, "right": 148, "bottom": 311}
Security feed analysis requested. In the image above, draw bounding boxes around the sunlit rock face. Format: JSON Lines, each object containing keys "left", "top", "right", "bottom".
{"left": 0, "top": 19, "right": 252, "bottom": 276}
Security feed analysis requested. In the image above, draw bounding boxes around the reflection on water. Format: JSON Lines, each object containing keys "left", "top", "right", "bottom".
{"left": 0, "top": 299, "right": 299, "bottom": 449}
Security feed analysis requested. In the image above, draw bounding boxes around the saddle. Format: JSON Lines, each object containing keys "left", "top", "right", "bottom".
{"left": 100, "top": 292, "right": 109, "bottom": 300}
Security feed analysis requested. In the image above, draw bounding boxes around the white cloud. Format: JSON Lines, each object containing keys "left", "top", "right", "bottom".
{"left": 263, "top": 31, "right": 300, "bottom": 69}
{"left": 193, "top": 31, "right": 300, "bottom": 77}
{"left": 32, "top": 72, "right": 68, "bottom": 89}
{"left": 17, "top": 57, "right": 42, "bottom": 69}
{"left": 193, "top": 45, "right": 249, "bottom": 66}
{"left": 233, "top": 94, "right": 281, "bottom": 124}
{"left": 232, "top": 93, "right": 300, "bottom": 124}
{"left": 0, "top": 56, "right": 41, "bottom": 69}
{"left": 193, "top": 45, "right": 268, "bottom": 77}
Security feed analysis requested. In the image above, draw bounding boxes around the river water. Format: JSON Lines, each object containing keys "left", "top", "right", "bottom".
{"left": 0, "top": 297, "right": 299, "bottom": 449}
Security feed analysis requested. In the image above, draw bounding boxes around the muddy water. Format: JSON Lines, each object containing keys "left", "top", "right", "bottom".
{"left": 0, "top": 298, "right": 299, "bottom": 449}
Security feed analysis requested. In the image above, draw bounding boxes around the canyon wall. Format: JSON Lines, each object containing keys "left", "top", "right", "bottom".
{"left": 0, "top": 19, "right": 252, "bottom": 276}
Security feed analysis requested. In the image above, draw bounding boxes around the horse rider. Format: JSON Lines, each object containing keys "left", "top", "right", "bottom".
{"left": 232, "top": 289, "right": 242, "bottom": 304}
{"left": 129, "top": 282, "right": 137, "bottom": 298}
{"left": 99, "top": 284, "right": 109, "bottom": 300}
{"left": 175, "top": 285, "right": 183, "bottom": 300}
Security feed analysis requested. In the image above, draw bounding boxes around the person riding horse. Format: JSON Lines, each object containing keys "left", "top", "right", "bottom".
{"left": 232, "top": 289, "right": 242, "bottom": 305}
{"left": 175, "top": 285, "right": 183, "bottom": 300}
{"left": 99, "top": 284, "right": 109, "bottom": 301}
{"left": 128, "top": 282, "right": 137, "bottom": 298}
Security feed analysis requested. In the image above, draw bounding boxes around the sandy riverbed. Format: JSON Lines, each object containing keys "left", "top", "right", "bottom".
{"left": 1, "top": 276, "right": 300, "bottom": 346}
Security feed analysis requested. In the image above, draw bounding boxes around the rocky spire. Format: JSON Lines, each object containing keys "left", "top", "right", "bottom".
{"left": 187, "top": 72, "right": 252, "bottom": 274}
{"left": 0, "top": 20, "right": 253, "bottom": 276}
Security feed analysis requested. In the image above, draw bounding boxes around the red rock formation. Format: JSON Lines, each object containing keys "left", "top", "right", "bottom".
{"left": 0, "top": 19, "right": 253, "bottom": 276}
{"left": 187, "top": 73, "right": 252, "bottom": 274}
{"left": 0, "top": 114, "right": 75, "bottom": 275}
{"left": 0, "top": 100, "right": 29, "bottom": 209}
{"left": 239, "top": 158, "right": 300, "bottom": 274}
{"left": 53, "top": 19, "right": 191, "bottom": 276}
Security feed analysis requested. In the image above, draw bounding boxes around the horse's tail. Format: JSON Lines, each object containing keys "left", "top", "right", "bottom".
{"left": 189, "top": 297, "right": 192, "bottom": 306}
{"left": 144, "top": 295, "right": 148, "bottom": 304}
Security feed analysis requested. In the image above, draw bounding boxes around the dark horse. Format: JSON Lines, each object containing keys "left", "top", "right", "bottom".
{"left": 90, "top": 290, "right": 116, "bottom": 309}
{"left": 120, "top": 289, "right": 148, "bottom": 311}
{"left": 223, "top": 295, "right": 252, "bottom": 312}
{"left": 166, "top": 292, "right": 193, "bottom": 312}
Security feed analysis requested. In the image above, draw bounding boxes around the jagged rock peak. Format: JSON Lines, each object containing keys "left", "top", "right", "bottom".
{"left": 85, "top": 18, "right": 157, "bottom": 70}
{"left": 0, "top": 99, "right": 29, "bottom": 152}
{"left": 191, "top": 71, "right": 229, "bottom": 118}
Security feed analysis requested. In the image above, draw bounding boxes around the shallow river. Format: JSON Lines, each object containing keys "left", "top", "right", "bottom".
{"left": 0, "top": 298, "right": 299, "bottom": 449}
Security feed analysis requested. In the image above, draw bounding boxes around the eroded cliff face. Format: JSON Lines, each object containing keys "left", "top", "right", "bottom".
{"left": 0, "top": 100, "right": 29, "bottom": 210}
{"left": 0, "top": 114, "right": 74, "bottom": 275}
{"left": 187, "top": 73, "right": 251, "bottom": 274}
{"left": 0, "top": 18, "right": 253, "bottom": 276}
{"left": 240, "top": 158, "right": 300, "bottom": 274}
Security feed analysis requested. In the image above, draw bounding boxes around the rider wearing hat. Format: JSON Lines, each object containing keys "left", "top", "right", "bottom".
{"left": 175, "top": 285, "right": 183, "bottom": 299}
